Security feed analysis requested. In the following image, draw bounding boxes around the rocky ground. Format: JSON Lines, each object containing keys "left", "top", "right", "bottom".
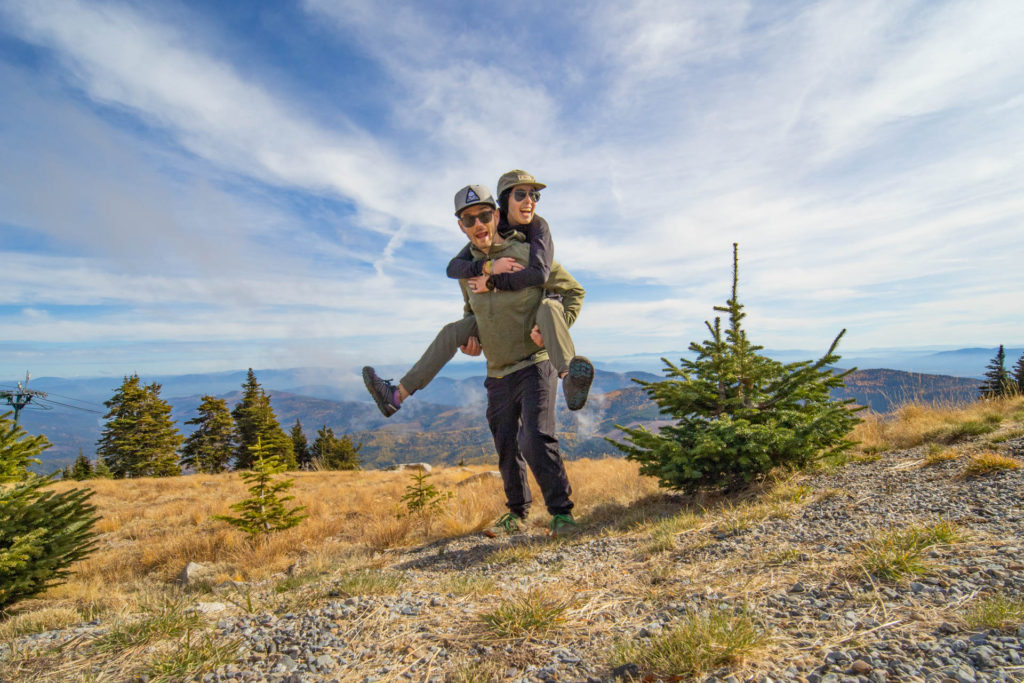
{"left": 5, "top": 438, "right": 1024, "bottom": 682}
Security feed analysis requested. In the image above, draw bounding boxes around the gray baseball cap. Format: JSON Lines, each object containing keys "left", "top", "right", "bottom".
{"left": 453, "top": 184, "right": 497, "bottom": 217}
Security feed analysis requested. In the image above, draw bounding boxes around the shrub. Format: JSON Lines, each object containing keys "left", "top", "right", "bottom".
{"left": 613, "top": 244, "right": 861, "bottom": 492}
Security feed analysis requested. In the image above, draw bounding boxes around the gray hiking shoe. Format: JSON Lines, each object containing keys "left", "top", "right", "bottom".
{"left": 483, "top": 512, "right": 525, "bottom": 538}
{"left": 362, "top": 366, "right": 400, "bottom": 417}
{"left": 563, "top": 356, "right": 594, "bottom": 411}
{"left": 549, "top": 513, "right": 580, "bottom": 537}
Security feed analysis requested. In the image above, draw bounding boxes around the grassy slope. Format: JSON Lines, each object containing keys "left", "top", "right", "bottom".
{"left": 2, "top": 395, "right": 1022, "bottom": 681}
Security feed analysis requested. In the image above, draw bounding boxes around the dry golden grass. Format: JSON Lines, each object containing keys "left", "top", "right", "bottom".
{"left": 11, "top": 459, "right": 660, "bottom": 625}
{"left": 962, "top": 452, "right": 1023, "bottom": 477}
{"left": 851, "top": 395, "right": 1024, "bottom": 452}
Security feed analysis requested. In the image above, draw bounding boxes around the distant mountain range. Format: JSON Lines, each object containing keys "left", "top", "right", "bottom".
{"left": 6, "top": 363, "right": 983, "bottom": 474}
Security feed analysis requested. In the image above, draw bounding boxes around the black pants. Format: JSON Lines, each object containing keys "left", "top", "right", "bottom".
{"left": 485, "top": 361, "right": 573, "bottom": 517}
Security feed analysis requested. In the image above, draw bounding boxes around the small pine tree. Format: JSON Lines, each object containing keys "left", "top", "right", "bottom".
{"left": 399, "top": 471, "right": 452, "bottom": 516}
{"left": 1012, "top": 352, "right": 1024, "bottom": 395}
{"left": 91, "top": 457, "right": 113, "bottom": 479}
{"left": 290, "top": 419, "right": 310, "bottom": 470}
{"left": 231, "top": 370, "right": 295, "bottom": 470}
{"left": 97, "top": 375, "right": 183, "bottom": 477}
{"left": 0, "top": 411, "right": 45, "bottom": 482}
{"left": 614, "top": 244, "right": 862, "bottom": 493}
{"left": 180, "top": 395, "right": 234, "bottom": 473}
{"left": 71, "top": 450, "right": 93, "bottom": 480}
{"left": 979, "top": 345, "right": 1011, "bottom": 398}
{"left": 0, "top": 413, "right": 100, "bottom": 610}
{"left": 213, "top": 438, "right": 306, "bottom": 542}
{"left": 310, "top": 425, "right": 362, "bottom": 471}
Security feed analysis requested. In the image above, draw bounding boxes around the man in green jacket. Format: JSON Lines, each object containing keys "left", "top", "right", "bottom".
{"left": 450, "top": 184, "right": 584, "bottom": 536}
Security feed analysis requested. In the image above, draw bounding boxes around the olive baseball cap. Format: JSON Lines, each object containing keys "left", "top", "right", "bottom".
{"left": 453, "top": 184, "right": 497, "bottom": 217}
{"left": 496, "top": 169, "right": 547, "bottom": 198}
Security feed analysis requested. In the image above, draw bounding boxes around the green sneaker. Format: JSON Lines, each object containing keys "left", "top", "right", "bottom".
{"left": 549, "top": 513, "right": 579, "bottom": 537}
{"left": 484, "top": 512, "right": 524, "bottom": 538}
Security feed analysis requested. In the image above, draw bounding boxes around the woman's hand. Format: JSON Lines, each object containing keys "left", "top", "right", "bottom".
{"left": 468, "top": 275, "right": 490, "bottom": 294}
{"left": 459, "top": 336, "right": 482, "bottom": 356}
{"left": 492, "top": 257, "right": 523, "bottom": 275}
{"left": 530, "top": 325, "right": 544, "bottom": 348}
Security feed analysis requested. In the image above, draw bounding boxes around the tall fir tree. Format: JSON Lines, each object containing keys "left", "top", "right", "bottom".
{"left": 1012, "top": 352, "right": 1024, "bottom": 395}
{"left": 231, "top": 369, "right": 295, "bottom": 470}
{"left": 180, "top": 395, "right": 235, "bottom": 473}
{"left": 979, "top": 345, "right": 1010, "bottom": 398}
{"left": 0, "top": 411, "right": 45, "bottom": 482}
{"left": 0, "top": 412, "right": 100, "bottom": 609}
{"left": 614, "top": 244, "right": 861, "bottom": 493}
{"left": 290, "top": 419, "right": 311, "bottom": 470}
{"left": 97, "top": 375, "right": 183, "bottom": 478}
{"left": 310, "top": 425, "right": 362, "bottom": 471}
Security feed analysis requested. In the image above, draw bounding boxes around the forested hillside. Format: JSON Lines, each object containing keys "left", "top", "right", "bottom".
{"left": 16, "top": 368, "right": 983, "bottom": 472}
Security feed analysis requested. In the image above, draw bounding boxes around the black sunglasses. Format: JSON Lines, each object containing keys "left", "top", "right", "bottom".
{"left": 460, "top": 209, "right": 494, "bottom": 227}
{"left": 512, "top": 189, "right": 541, "bottom": 202}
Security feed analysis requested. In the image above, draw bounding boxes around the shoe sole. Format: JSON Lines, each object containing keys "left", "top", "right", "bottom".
{"left": 362, "top": 366, "right": 398, "bottom": 417}
{"left": 565, "top": 356, "right": 594, "bottom": 411}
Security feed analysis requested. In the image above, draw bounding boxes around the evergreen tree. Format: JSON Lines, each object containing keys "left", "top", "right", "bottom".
{"left": 97, "top": 375, "right": 183, "bottom": 478}
{"left": 231, "top": 369, "right": 295, "bottom": 470}
{"left": 71, "top": 450, "right": 93, "bottom": 480}
{"left": 213, "top": 438, "right": 306, "bottom": 542}
{"left": 310, "top": 425, "right": 362, "bottom": 471}
{"left": 290, "top": 419, "right": 311, "bottom": 470}
{"left": 0, "top": 411, "right": 45, "bottom": 482}
{"left": 0, "top": 413, "right": 100, "bottom": 610}
{"left": 180, "top": 395, "right": 234, "bottom": 473}
{"left": 1012, "top": 351, "right": 1024, "bottom": 395}
{"left": 614, "top": 244, "right": 862, "bottom": 493}
{"left": 979, "top": 345, "right": 1011, "bottom": 398}
{"left": 91, "top": 457, "right": 113, "bottom": 479}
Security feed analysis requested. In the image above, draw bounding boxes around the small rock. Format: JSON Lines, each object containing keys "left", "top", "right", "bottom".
{"left": 849, "top": 659, "right": 872, "bottom": 675}
{"left": 193, "top": 601, "right": 228, "bottom": 615}
{"left": 611, "top": 662, "right": 640, "bottom": 680}
{"left": 176, "top": 561, "right": 213, "bottom": 586}
{"left": 456, "top": 471, "right": 502, "bottom": 486}
{"left": 274, "top": 654, "right": 297, "bottom": 673}
{"left": 953, "top": 664, "right": 977, "bottom": 683}
{"left": 789, "top": 581, "right": 807, "bottom": 593}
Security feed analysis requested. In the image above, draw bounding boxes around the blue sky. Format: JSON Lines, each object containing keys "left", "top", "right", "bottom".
{"left": 1, "top": 0, "right": 1023, "bottom": 379}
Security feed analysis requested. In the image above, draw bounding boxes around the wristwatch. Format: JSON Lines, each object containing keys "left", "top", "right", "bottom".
{"left": 485, "top": 276, "right": 496, "bottom": 291}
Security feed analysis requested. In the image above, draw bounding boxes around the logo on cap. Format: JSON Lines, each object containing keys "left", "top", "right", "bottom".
{"left": 466, "top": 187, "right": 480, "bottom": 203}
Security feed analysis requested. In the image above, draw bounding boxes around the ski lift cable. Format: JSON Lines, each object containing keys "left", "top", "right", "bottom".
{"left": 38, "top": 397, "right": 103, "bottom": 414}
{"left": 29, "top": 390, "right": 105, "bottom": 407}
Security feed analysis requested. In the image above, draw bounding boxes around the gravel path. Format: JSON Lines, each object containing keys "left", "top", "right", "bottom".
{"left": 7, "top": 439, "right": 1024, "bottom": 682}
